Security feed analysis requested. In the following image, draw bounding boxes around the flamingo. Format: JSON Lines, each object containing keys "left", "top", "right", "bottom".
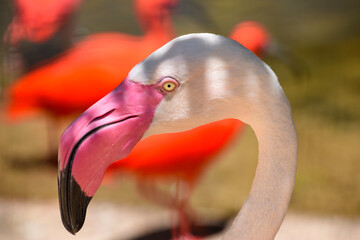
{"left": 105, "top": 119, "right": 244, "bottom": 238}
{"left": 5, "top": 0, "right": 81, "bottom": 45}
{"left": 4, "top": 0, "right": 82, "bottom": 70}
{"left": 3, "top": 0, "right": 177, "bottom": 165}
{"left": 229, "top": 21, "right": 269, "bottom": 57}
{"left": 57, "top": 33, "right": 297, "bottom": 239}
{"left": 5, "top": 0, "right": 177, "bottom": 120}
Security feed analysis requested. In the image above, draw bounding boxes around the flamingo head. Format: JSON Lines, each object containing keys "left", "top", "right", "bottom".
{"left": 4, "top": 0, "right": 81, "bottom": 45}
{"left": 135, "top": 0, "right": 178, "bottom": 23}
{"left": 229, "top": 21, "right": 270, "bottom": 57}
{"left": 58, "top": 33, "right": 284, "bottom": 234}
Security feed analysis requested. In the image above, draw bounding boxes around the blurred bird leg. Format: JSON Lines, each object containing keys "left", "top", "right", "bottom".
{"left": 136, "top": 178, "right": 198, "bottom": 239}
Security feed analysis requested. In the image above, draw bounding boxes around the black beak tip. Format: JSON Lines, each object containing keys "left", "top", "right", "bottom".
{"left": 58, "top": 168, "right": 92, "bottom": 235}
{"left": 63, "top": 221, "right": 78, "bottom": 235}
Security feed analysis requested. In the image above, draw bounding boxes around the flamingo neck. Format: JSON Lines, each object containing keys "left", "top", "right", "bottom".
{"left": 142, "top": 16, "right": 174, "bottom": 42}
{"left": 223, "top": 95, "right": 297, "bottom": 240}
{"left": 135, "top": 3, "right": 174, "bottom": 42}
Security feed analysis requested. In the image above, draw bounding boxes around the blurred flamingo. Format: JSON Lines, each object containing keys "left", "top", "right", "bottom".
{"left": 3, "top": 0, "right": 177, "bottom": 164}
{"left": 5, "top": 0, "right": 177, "bottom": 120}
{"left": 5, "top": 0, "right": 81, "bottom": 45}
{"left": 229, "top": 21, "right": 270, "bottom": 57}
{"left": 106, "top": 119, "right": 244, "bottom": 239}
{"left": 229, "top": 20, "right": 307, "bottom": 78}
{"left": 4, "top": 0, "right": 82, "bottom": 70}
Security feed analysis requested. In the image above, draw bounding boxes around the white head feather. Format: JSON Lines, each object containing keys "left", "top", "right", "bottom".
{"left": 129, "top": 33, "right": 285, "bottom": 136}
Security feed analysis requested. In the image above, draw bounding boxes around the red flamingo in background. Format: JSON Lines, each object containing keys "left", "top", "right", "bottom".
{"left": 107, "top": 119, "right": 244, "bottom": 239}
{"left": 3, "top": 0, "right": 177, "bottom": 165}
{"left": 5, "top": 0, "right": 177, "bottom": 120}
{"left": 229, "top": 21, "right": 269, "bottom": 57}
{"left": 5, "top": 0, "right": 81, "bottom": 45}
{"left": 4, "top": 0, "right": 82, "bottom": 70}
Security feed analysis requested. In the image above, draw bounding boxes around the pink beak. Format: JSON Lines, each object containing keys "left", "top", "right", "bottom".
{"left": 58, "top": 77, "right": 164, "bottom": 234}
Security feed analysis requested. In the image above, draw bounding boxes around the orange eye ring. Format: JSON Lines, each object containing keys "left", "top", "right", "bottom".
{"left": 159, "top": 77, "right": 179, "bottom": 92}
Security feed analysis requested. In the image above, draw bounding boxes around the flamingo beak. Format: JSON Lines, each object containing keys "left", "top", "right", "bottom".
{"left": 57, "top": 77, "right": 164, "bottom": 234}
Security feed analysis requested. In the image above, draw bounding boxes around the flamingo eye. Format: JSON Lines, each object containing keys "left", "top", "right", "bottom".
{"left": 159, "top": 78, "right": 179, "bottom": 92}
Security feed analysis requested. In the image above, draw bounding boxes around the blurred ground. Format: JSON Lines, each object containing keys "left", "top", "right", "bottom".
{"left": 1, "top": 118, "right": 359, "bottom": 216}
{"left": 0, "top": 199, "right": 359, "bottom": 240}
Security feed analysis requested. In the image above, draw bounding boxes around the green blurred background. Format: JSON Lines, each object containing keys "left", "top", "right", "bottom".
{"left": 0, "top": 0, "right": 359, "bottom": 220}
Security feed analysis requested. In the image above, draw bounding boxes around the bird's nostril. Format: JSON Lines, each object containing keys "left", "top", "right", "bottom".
{"left": 88, "top": 109, "right": 116, "bottom": 125}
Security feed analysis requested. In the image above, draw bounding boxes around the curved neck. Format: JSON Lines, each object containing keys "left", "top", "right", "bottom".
{"left": 223, "top": 96, "right": 297, "bottom": 240}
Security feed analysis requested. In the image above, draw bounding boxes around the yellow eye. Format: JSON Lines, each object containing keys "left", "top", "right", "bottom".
{"left": 160, "top": 78, "right": 178, "bottom": 92}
